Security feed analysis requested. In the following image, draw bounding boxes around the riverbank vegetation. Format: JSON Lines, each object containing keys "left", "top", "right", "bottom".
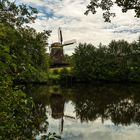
{"left": 73, "top": 39, "right": 140, "bottom": 82}
{"left": 0, "top": 0, "right": 51, "bottom": 139}
{"left": 48, "top": 38, "right": 140, "bottom": 83}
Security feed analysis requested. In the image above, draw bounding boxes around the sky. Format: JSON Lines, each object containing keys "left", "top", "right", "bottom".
{"left": 15, "top": 0, "right": 140, "bottom": 55}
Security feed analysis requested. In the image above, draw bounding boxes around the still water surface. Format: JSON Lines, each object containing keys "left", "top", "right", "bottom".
{"left": 25, "top": 84, "right": 140, "bottom": 140}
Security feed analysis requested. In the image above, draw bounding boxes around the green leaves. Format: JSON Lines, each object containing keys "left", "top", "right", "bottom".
{"left": 0, "top": 19, "right": 50, "bottom": 83}
{"left": 85, "top": 0, "right": 140, "bottom": 22}
{"left": 73, "top": 37, "right": 140, "bottom": 82}
{"left": 0, "top": 0, "right": 38, "bottom": 27}
{"left": 0, "top": 1, "right": 51, "bottom": 139}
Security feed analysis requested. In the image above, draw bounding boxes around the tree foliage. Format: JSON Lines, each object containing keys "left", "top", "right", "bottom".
{"left": 0, "top": 0, "right": 52, "bottom": 139}
{"left": 85, "top": 0, "right": 140, "bottom": 22}
{"left": 0, "top": 0, "right": 51, "bottom": 82}
{"left": 0, "top": 0, "right": 50, "bottom": 82}
{"left": 0, "top": 0, "right": 38, "bottom": 26}
{"left": 73, "top": 37, "right": 140, "bottom": 82}
{"left": 72, "top": 84, "right": 140, "bottom": 125}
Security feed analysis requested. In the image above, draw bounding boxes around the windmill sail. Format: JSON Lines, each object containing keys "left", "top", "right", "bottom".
{"left": 58, "top": 27, "right": 63, "bottom": 44}
{"left": 63, "top": 39, "right": 76, "bottom": 46}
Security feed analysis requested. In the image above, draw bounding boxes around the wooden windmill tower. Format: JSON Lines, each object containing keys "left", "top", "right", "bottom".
{"left": 50, "top": 27, "right": 76, "bottom": 67}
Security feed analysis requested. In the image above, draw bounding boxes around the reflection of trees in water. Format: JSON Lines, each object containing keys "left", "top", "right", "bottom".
{"left": 108, "top": 99, "right": 140, "bottom": 125}
{"left": 74, "top": 84, "right": 140, "bottom": 126}
{"left": 21, "top": 84, "right": 51, "bottom": 139}
{"left": 24, "top": 83, "right": 140, "bottom": 135}
{"left": 22, "top": 104, "right": 48, "bottom": 139}
{"left": 25, "top": 84, "right": 66, "bottom": 135}
{"left": 23, "top": 84, "right": 50, "bottom": 106}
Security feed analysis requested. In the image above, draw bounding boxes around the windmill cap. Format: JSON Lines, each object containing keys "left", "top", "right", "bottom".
{"left": 51, "top": 42, "right": 63, "bottom": 48}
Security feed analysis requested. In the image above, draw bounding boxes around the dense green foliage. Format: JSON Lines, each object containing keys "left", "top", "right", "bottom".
{"left": 0, "top": 0, "right": 38, "bottom": 26}
{"left": 0, "top": 0, "right": 51, "bottom": 83}
{"left": 0, "top": 45, "right": 49, "bottom": 139}
{"left": 73, "top": 38, "right": 140, "bottom": 82}
{"left": 85, "top": 0, "right": 140, "bottom": 22}
{"left": 0, "top": 0, "right": 52, "bottom": 139}
{"left": 15, "top": 27, "right": 50, "bottom": 82}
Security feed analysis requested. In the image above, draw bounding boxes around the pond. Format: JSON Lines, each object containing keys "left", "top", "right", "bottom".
{"left": 25, "top": 84, "right": 140, "bottom": 140}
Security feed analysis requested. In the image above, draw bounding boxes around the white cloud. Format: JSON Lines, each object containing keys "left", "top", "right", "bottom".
{"left": 17, "top": 0, "right": 140, "bottom": 55}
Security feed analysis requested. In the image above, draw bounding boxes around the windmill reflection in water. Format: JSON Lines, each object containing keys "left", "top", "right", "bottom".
{"left": 49, "top": 93, "right": 76, "bottom": 134}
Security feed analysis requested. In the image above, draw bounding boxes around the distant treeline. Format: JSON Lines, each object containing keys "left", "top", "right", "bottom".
{"left": 72, "top": 38, "right": 140, "bottom": 82}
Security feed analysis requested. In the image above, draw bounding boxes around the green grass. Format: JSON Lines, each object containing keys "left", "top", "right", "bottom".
{"left": 48, "top": 67, "right": 73, "bottom": 83}
{"left": 49, "top": 73, "right": 60, "bottom": 79}
{"left": 49, "top": 67, "right": 72, "bottom": 73}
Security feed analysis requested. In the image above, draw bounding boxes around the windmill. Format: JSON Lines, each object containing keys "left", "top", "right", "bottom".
{"left": 50, "top": 27, "right": 76, "bottom": 67}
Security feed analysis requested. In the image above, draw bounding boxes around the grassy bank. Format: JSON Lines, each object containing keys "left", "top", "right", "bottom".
{"left": 48, "top": 66, "right": 140, "bottom": 84}
{"left": 48, "top": 67, "right": 74, "bottom": 84}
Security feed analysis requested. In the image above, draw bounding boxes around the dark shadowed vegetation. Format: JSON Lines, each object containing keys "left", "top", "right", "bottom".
{"left": 73, "top": 38, "right": 140, "bottom": 82}
{"left": 0, "top": 0, "right": 58, "bottom": 139}
{"left": 25, "top": 84, "right": 140, "bottom": 127}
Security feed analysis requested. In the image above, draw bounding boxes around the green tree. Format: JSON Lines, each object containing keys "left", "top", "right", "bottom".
{"left": 73, "top": 43, "right": 97, "bottom": 81}
{"left": 64, "top": 54, "right": 73, "bottom": 65}
{"left": 0, "top": 0, "right": 51, "bottom": 82}
{"left": 85, "top": 0, "right": 140, "bottom": 22}
{"left": 13, "top": 26, "right": 51, "bottom": 82}
{"left": 107, "top": 40, "right": 130, "bottom": 80}
{"left": 0, "top": 0, "right": 38, "bottom": 26}
{"left": 0, "top": 1, "right": 53, "bottom": 139}
{"left": 128, "top": 38, "right": 140, "bottom": 81}
{"left": 72, "top": 38, "right": 140, "bottom": 82}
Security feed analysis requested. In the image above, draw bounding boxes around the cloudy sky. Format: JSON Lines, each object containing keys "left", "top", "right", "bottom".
{"left": 16, "top": 0, "right": 140, "bottom": 54}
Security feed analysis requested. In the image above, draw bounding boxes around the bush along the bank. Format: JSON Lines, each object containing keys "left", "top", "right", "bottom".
{"left": 48, "top": 67, "right": 74, "bottom": 84}
{"left": 0, "top": 42, "right": 46, "bottom": 139}
{"left": 73, "top": 38, "right": 140, "bottom": 82}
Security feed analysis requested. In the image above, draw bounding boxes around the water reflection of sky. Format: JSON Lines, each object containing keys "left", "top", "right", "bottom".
{"left": 46, "top": 101, "right": 140, "bottom": 140}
